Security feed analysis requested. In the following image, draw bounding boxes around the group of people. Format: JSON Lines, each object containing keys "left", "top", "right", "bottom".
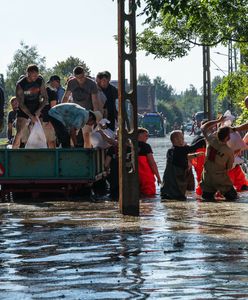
{"left": 8, "top": 64, "right": 118, "bottom": 150}
{"left": 6, "top": 64, "right": 162, "bottom": 200}
{"left": 161, "top": 112, "right": 248, "bottom": 202}
{"left": 9, "top": 63, "right": 248, "bottom": 203}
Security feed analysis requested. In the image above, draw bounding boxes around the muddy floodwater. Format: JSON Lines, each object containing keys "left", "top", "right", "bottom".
{"left": 1, "top": 135, "right": 248, "bottom": 299}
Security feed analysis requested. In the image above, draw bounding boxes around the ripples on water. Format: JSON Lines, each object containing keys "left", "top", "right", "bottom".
{"left": 1, "top": 135, "right": 248, "bottom": 299}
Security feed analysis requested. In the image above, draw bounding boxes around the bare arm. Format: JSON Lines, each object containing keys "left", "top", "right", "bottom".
{"left": 232, "top": 122, "right": 248, "bottom": 132}
{"left": 50, "top": 100, "right": 57, "bottom": 108}
{"left": 83, "top": 131, "right": 92, "bottom": 148}
{"left": 70, "top": 128, "right": 77, "bottom": 147}
{"left": 201, "top": 115, "right": 225, "bottom": 137}
{"left": 188, "top": 152, "right": 205, "bottom": 160}
{"left": 16, "top": 84, "right": 34, "bottom": 120}
{"left": 92, "top": 93, "right": 101, "bottom": 111}
{"left": 62, "top": 89, "right": 72, "bottom": 103}
{"left": 147, "top": 153, "right": 162, "bottom": 184}
{"left": 35, "top": 81, "right": 48, "bottom": 116}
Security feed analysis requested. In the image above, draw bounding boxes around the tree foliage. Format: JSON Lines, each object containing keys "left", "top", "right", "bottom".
{"left": 51, "top": 56, "right": 91, "bottom": 85}
{"left": 214, "top": 67, "right": 248, "bottom": 124}
{"left": 138, "top": 1, "right": 248, "bottom": 60}
{"left": 176, "top": 84, "right": 202, "bottom": 118}
{"left": 4, "top": 43, "right": 91, "bottom": 99}
{"left": 138, "top": 73, "right": 175, "bottom": 101}
{"left": 5, "top": 41, "right": 46, "bottom": 98}
{"left": 157, "top": 100, "right": 183, "bottom": 131}
{"left": 153, "top": 76, "right": 174, "bottom": 101}
{"left": 137, "top": 73, "right": 152, "bottom": 85}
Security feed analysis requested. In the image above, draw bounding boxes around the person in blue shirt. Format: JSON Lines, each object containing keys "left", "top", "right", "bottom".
{"left": 47, "top": 75, "right": 65, "bottom": 103}
{"left": 48, "top": 103, "right": 102, "bottom": 148}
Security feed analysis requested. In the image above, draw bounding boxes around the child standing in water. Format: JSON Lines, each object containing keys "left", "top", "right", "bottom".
{"left": 161, "top": 130, "right": 204, "bottom": 201}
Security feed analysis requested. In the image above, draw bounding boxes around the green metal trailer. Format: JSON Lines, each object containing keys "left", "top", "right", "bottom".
{"left": 0, "top": 148, "right": 106, "bottom": 198}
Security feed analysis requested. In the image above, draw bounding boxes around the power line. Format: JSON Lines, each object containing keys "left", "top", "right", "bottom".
{"left": 210, "top": 58, "right": 227, "bottom": 75}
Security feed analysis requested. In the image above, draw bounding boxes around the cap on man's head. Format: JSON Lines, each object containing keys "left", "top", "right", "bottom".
{"left": 47, "top": 75, "right": 61, "bottom": 84}
{"left": 89, "top": 110, "right": 103, "bottom": 123}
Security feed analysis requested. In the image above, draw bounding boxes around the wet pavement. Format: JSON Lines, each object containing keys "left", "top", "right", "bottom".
{"left": 1, "top": 135, "right": 248, "bottom": 299}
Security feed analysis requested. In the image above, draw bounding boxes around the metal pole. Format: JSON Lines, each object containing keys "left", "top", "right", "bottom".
{"left": 118, "top": 0, "right": 139, "bottom": 216}
{"left": 228, "top": 41, "right": 233, "bottom": 111}
{"left": 234, "top": 47, "right": 237, "bottom": 72}
{"left": 228, "top": 41, "right": 233, "bottom": 74}
{"left": 202, "top": 46, "right": 212, "bottom": 119}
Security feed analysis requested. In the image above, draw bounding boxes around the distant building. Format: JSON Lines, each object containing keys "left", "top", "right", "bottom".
{"left": 137, "top": 85, "right": 156, "bottom": 113}
{"left": 111, "top": 80, "right": 156, "bottom": 114}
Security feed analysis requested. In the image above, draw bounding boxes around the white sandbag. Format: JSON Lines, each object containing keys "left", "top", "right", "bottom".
{"left": 223, "top": 110, "right": 235, "bottom": 127}
{"left": 91, "top": 132, "right": 109, "bottom": 149}
{"left": 25, "top": 119, "right": 47, "bottom": 149}
{"left": 91, "top": 128, "right": 115, "bottom": 149}
{"left": 227, "top": 131, "right": 247, "bottom": 151}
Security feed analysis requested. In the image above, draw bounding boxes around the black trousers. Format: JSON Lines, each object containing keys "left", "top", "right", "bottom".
{"left": 49, "top": 116, "right": 70, "bottom": 148}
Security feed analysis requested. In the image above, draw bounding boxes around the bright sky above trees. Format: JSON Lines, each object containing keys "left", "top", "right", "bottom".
{"left": 1, "top": 0, "right": 228, "bottom": 93}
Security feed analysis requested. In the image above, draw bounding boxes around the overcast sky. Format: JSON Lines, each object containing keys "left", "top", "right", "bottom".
{"left": 1, "top": 0, "right": 229, "bottom": 93}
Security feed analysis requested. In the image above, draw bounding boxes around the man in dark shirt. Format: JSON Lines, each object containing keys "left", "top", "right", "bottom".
{"left": 97, "top": 71, "right": 118, "bottom": 131}
{"left": 12, "top": 64, "right": 48, "bottom": 148}
{"left": 0, "top": 86, "right": 5, "bottom": 132}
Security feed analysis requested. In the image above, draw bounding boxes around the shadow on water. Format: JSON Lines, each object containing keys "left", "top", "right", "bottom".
{"left": 1, "top": 135, "right": 248, "bottom": 299}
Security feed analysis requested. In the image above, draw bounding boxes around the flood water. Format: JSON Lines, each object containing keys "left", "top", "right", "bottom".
{"left": 1, "top": 134, "right": 248, "bottom": 299}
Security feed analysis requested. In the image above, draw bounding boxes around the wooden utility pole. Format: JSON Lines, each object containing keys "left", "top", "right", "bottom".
{"left": 118, "top": 0, "right": 139, "bottom": 216}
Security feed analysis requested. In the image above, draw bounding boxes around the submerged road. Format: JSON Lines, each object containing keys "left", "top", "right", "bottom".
{"left": 1, "top": 134, "right": 248, "bottom": 299}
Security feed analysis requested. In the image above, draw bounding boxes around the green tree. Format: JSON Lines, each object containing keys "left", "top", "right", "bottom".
{"left": 51, "top": 56, "right": 91, "bottom": 85}
{"left": 137, "top": 73, "right": 152, "bottom": 85}
{"left": 211, "top": 75, "right": 226, "bottom": 115}
{"left": 176, "top": 84, "right": 202, "bottom": 119}
{"left": 157, "top": 101, "right": 176, "bottom": 132}
{"left": 157, "top": 100, "right": 183, "bottom": 132}
{"left": 5, "top": 41, "right": 46, "bottom": 98}
{"left": 138, "top": 1, "right": 248, "bottom": 60}
{"left": 153, "top": 76, "right": 174, "bottom": 101}
{"left": 214, "top": 68, "right": 248, "bottom": 124}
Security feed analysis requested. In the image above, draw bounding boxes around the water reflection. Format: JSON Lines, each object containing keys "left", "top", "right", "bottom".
{"left": 0, "top": 135, "right": 248, "bottom": 299}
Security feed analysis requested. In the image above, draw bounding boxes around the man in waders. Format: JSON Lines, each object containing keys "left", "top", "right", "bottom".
{"left": 200, "top": 116, "right": 237, "bottom": 202}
